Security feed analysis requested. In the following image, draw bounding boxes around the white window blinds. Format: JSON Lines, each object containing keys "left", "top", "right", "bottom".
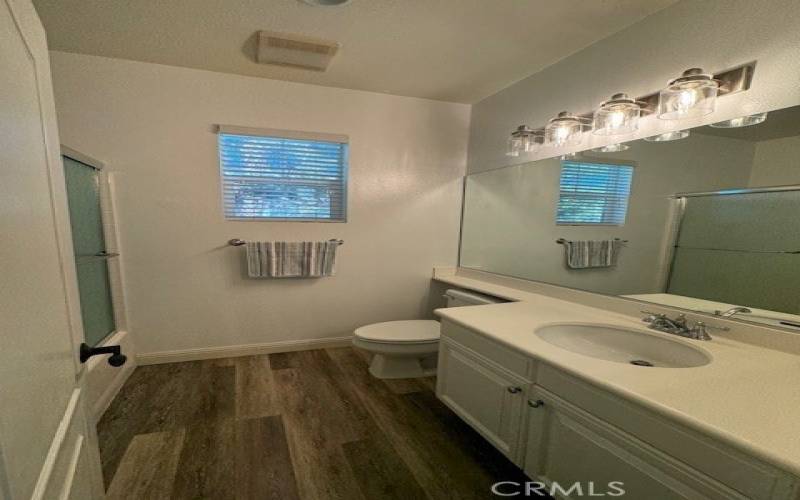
{"left": 218, "top": 126, "right": 348, "bottom": 221}
{"left": 557, "top": 161, "right": 634, "bottom": 226}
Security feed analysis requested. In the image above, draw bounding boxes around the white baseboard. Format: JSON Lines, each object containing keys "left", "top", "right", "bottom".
{"left": 137, "top": 336, "right": 354, "bottom": 365}
{"left": 87, "top": 330, "right": 137, "bottom": 422}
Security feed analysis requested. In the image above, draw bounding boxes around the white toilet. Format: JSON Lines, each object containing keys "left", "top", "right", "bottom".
{"left": 353, "top": 289, "right": 503, "bottom": 379}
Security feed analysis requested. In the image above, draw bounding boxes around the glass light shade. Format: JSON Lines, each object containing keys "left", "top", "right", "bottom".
{"left": 658, "top": 69, "right": 718, "bottom": 120}
{"left": 644, "top": 130, "right": 690, "bottom": 142}
{"left": 593, "top": 94, "right": 641, "bottom": 135}
{"left": 710, "top": 112, "right": 768, "bottom": 128}
{"left": 545, "top": 112, "right": 583, "bottom": 147}
{"left": 520, "top": 134, "right": 539, "bottom": 153}
{"left": 592, "top": 143, "right": 630, "bottom": 153}
{"left": 506, "top": 136, "right": 521, "bottom": 157}
{"left": 506, "top": 125, "right": 540, "bottom": 156}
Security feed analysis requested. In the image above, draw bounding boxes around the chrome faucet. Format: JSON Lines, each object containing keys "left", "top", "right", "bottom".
{"left": 645, "top": 312, "right": 687, "bottom": 333}
{"left": 715, "top": 306, "right": 752, "bottom": 318}
{"left": 641, "top": 311, "right": 727, "bottom": 341}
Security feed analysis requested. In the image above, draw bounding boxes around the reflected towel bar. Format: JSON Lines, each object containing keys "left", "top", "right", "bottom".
{"left": 228, "top": 238, "right": 344, "bottom": 246}
{"left": 556, "top": 238, "right": 628, "bottom": 244}
{"left": 672, "top": 245, "right": 799, "bottom": 254}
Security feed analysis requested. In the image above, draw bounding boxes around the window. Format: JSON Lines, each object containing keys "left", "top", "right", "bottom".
{"left": 218, "top": 126, "right": 348, "bottom": 221}
{"left": 556, "top": 161, "right": 634, "bottom": 226}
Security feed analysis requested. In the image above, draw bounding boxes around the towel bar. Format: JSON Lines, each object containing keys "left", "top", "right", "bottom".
{"left": 556, "top": 238, "right": 628, "bottom": 244}
{"left": 228, "top": 238, "right": 344, "bottom": 247}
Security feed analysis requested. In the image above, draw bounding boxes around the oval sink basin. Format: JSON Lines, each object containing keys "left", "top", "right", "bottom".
{"left": 535, "top": 324, "right": 711, "bottom": 368}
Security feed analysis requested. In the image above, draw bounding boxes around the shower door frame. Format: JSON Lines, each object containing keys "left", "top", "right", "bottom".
{"left": 62, "top": 145, "right": 126, "bottom": 346}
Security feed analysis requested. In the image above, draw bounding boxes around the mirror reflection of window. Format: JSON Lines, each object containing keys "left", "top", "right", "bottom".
{"left": 556, "top": 161, "right": 634, "bottom": 226}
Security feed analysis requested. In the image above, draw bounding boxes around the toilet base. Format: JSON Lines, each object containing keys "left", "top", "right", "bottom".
{"left": 368, "top": 353, "right": 437, "bottom": 379}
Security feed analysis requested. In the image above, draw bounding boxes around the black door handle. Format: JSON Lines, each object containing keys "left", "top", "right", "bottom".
{"left": 79, "top": 343, "right": 127, "bottom": 367}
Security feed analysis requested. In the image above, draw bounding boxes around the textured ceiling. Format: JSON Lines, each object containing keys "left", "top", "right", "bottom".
{"left": 33, "top": 0, "right": 677, "bottom": 103}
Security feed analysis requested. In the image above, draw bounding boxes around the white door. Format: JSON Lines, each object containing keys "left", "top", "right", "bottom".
{"left": 0, "top": 1, "right": 105, "bottom": 498}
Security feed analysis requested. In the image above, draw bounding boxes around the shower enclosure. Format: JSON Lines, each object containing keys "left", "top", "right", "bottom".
{"left": 667, "top": 187, "right": 800, "bottom": 315}
{"left": 63, "top": 151, "right": 117, "bottom": 346}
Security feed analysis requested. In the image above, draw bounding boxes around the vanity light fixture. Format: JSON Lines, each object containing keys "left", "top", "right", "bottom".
{"left": 710, "top": 112, "right": 768, "bottom": 128}
{"left": 592, "top": 143, "right": 630, "bottom": 153}
{"left": 501, "top": 63, "right": 754, "bottom": 155}
{"left": 545, "top": 111, "right": 587, "bottom": 147}
{"left": 593, "top": 94, "right": 642, "bottom": 136}
{"left": 658, "top": 68, "right": 719, "bottom": 120}
{"left": 506, "top": 125, "right": 542, "bottom": 156}
{"left": 644, "top": 130, "right": 690, "bottom": 142}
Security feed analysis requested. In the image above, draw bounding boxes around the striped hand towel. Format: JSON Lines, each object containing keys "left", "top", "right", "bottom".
{"left": 245, "top": 241, "right": 338, "bottom": 278}
{"left": 563, "top": 239, "right": 623, "bottom": 269}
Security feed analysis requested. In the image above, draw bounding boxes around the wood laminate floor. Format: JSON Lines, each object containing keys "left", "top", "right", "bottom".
{"left": 98, "top": 347, "right": 537, "bottom": 499}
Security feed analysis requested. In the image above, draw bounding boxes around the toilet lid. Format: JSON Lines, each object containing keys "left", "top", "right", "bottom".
{"left": 354, "top": 320, "right": 440, "bottom": 344}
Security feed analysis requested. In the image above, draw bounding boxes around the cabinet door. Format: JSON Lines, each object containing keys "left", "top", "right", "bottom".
{"left": 436, "top": 339, "right": 527, "bottom": 460}
{"left": 524, "top": 388, "right": 751, "bottom": 500}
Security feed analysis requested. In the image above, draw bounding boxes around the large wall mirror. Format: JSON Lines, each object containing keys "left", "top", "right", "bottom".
{"left": 461, "top": 104, "right": 800, "bottom": 331}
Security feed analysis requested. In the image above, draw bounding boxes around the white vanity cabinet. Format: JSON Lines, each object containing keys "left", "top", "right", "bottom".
{"left": 524, "top": 387, "right": 769, "bottom": 499}
{"left": 436, "top": 319, "right": 799, "bottom": 500}
{"left": 436, "top": 321, "right": 533, "bottom": 463}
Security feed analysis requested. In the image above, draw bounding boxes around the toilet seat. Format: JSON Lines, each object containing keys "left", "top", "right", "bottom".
{"left": 354, "top": 320, "right": 440, "bottom": 344}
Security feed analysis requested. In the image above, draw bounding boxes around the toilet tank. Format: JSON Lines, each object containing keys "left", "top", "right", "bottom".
{"left": 444, "top": 289, "right": 505, "bottom": 307}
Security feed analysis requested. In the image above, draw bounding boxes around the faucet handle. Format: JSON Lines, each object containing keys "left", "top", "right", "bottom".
{"left": 690, "top": 321, "right": 730, "bottom": 341}
{"left": 694, "top": 321, "right": 729, "bottom": 332}
{"left": 640, "top": 310, "right": 665, "bottom": 322}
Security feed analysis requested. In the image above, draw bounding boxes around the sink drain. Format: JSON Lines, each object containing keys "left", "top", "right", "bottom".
{"left": 630, "top": 359, "right": 654, "bottom": 367}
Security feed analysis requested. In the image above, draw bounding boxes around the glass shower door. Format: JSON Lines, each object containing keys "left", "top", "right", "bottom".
{"left": 667, "top": 190, "right": 800, "bottom": 314}
{"left": 63, "top": 155, "right": 116, "bottom": 346}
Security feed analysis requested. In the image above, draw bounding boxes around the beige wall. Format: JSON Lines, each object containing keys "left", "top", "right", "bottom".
{"left": 468, "top": 0, "right": 800, "bottom": 174}
{"left": 50, "top": 52, "right": 470, "bottom": 356}
{"left": 749, "top": 135, "right": 800, "bottom": 187}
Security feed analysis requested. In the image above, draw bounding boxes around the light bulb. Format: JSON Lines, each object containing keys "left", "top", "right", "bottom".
{"left": 677, "top": 89, "right": 698, "bottom": 111}
{"left": 545, "top": 112, "right": 583, "bottom": 146}
{"left": 593, "top": 94, "right": 641, "bottom": 136}
{"left": 608, "top": 111, "right": 626, "bottom": 128}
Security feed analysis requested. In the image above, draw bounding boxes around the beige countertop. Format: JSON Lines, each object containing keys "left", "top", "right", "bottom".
{"left": 434, "top": 272, "right": 800, "bottom": 477}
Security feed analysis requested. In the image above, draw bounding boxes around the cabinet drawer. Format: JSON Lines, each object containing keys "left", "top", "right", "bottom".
{"left": 538, "top": 366, "right": 797, "bottom": 500}
{"left": 440, "top": 319, "right": 532, "bottom": 380}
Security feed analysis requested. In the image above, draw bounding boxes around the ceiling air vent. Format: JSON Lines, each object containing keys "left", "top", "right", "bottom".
{"left": 256, "top": 31, "right": 340, "bottom": 71}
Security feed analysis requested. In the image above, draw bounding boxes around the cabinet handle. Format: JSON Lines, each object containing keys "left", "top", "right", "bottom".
{"left": 507, "top": 386, "right": 522, "bottom": 394}
{"left": 528, "top": 399, "right": 544, "bottom": 408}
